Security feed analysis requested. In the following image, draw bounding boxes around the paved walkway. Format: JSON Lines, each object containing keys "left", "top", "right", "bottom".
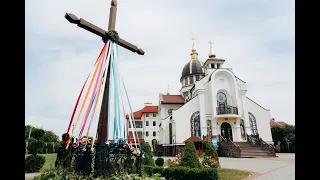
{"left": 219, "top": 153, "right": 295, "bottom": 180}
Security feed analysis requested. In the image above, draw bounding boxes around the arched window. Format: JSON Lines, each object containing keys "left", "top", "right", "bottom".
{"left": 169, "top": 123, "right": 173, "bottom": 144}
{"left": 248, "top": 112, "right": 258, "bottom": 135}
{"left": 190, "top": 111, "right": 201, "bottom": 138}
{"left": 217, "top": 92, "right": 227, "bottom": 114}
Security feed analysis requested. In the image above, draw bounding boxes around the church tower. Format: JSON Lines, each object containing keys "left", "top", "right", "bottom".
{"left": 180, "top": 38, "right": 205, "bottom": 100}
{"left": 203, "top": 41, "right": 226, "bottom": 75}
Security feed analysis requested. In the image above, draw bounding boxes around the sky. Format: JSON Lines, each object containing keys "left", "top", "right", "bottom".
{"left": 26, "top": 0, "right": 295, "bottom": 137}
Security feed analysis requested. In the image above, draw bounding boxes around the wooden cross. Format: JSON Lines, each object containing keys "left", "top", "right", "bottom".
{"left": 64, "top": 0, "right": 145, "bottom": 176}
{"left": 65, "top": 0, "right": 144, "bottom": 55}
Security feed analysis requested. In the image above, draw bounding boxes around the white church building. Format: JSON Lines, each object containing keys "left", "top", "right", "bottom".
{"left": 127, "top": 42, "right": 274, "bottom": 157}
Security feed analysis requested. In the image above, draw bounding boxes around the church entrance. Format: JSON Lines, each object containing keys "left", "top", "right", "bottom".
{"left": 221, "top": 122, "right": 233, "bottom": 141}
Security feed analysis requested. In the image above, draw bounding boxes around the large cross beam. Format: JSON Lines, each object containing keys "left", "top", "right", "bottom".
{"left": 64, "top": 0, "right": 144, "bottom": 177}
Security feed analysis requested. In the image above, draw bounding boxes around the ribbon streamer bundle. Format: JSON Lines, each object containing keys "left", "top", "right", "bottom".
{"left": 65, "top": 40, "right": 140, "bottom": 150}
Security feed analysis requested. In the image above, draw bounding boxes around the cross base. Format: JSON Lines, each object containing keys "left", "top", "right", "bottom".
{"left": 93, "top": 143, "right": 108, "bottom": 178}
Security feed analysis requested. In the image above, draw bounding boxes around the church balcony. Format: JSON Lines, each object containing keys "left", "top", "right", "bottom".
{"left": 216, "top": 105, "right": 238, "bottom": 116}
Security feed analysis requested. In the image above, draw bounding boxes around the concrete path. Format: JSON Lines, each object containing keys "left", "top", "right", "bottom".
{"left": 25, "top": 173, "right": 40, "bottom": 180}
{"left": 219, "top": 153, "right": 295, "bottom": 180}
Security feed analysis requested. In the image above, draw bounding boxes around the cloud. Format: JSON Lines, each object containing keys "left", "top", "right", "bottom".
{"left": 26, "top": 0, "right": 295, "bottom": 137}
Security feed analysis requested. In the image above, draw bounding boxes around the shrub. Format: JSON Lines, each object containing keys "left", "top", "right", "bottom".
{"left": 179, "top": 141, "right": 201, "bottom": 168}
{"left": 202, "top": 142, "right": 220, "bottom": 168}
{"left": 25, "top": 154, "right": 46, "bottom": 173}
{"left": 162, "top": 166, "right": 218, "bottom": 180}
{"left": 140, "top": 141, "right": 155, "bottom": 166}
{"left": 28, "top": 139, "right": 45, "bottom": 155}
{"left": 157, "top": 151, "right": 164, "bottom": 157}
{"left": 142, "top": 165, "right": 164, "bottom": 176}
{"left": 155, "top": 157, "right": 164, "bottom": 167}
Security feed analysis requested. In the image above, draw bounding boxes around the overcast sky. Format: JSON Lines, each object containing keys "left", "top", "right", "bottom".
{"left": 26, "top": 0, "right": 295, "bottom": 137}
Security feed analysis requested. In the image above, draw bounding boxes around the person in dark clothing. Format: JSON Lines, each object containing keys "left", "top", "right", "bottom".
{"left": 55, "top": 133, "right": 73, "bottom": 169}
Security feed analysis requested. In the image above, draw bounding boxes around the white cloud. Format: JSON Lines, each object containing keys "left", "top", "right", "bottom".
{"left": 26, "top": 0, "right": 295, "bottom": 137}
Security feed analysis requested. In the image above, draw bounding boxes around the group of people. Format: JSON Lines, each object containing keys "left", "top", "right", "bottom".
{"left": 54, "top": 133, "right": 144, "bottom": 175}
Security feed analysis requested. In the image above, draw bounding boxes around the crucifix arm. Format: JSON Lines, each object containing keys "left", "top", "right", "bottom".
{"left": 65, "top": 13, "right": 144, "bottom": 55}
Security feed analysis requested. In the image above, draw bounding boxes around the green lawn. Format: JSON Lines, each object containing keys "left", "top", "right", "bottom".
{"left": 25, "top": 153, "right": 57, "bottom": 171}
{"left": 218, "top": 168, "right": 250, "bottom": 180}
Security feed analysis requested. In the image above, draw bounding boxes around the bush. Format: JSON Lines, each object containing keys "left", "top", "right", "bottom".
{"left": 25, "top": 154, "right": 46, "bottom": 173}
{"left": 157, "top": 151, "right": 164, "bottom": 157}
{"left": 140, "top": 141, "right": 155, "bottom": 166}
{"left": 142, "top": 165, "right": 164, "bottom": 176}
{"left": 162, "top": 166, "right": 218, "bottom": 180}
{"left": 179, "top": 141, "right": 201, "bottom": 168}
{"left": 155, "top": 157, "right": 164, "bottom": 167}
{"left": 202, "top": 142, "right": 220, "bottom": 168}
{"left": 28, "top": 139, "right": 45, "bottom": 155}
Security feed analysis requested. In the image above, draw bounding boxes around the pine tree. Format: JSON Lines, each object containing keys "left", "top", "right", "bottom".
{"left": 140, "top": 141, "right": 155, "bottom": 166}
{"left": 179, "top": 141, "right": 201, "bottom": 168}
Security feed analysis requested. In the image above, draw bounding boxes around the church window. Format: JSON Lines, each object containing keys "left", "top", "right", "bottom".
{"left": 217, "top": 64, "right": 220, "bottom": 69}
{"left": 146, "top": 121, "right": 149, "bottom": 126}
{"left": 146, "top": 113, "right": 149, "bottom": 117}
{"left": 169, "top": 123, "right": 173, "bottom": 144}
{"left": 168, "top": 109, "right": 173, "bottom": 116}
{"left": 217, "top": 92, "right": 227, "bottom": 115}
{"left": 185, "top": 78, "right": 188, "bottom": 85}
{"left": 146, "top": 131, "right": 149, "bottom": 137}
{"left": 190, "top": 111, "right": 201, "bottom": 138}
{"left": 189, "top": 76, "right": 194, "bottom": 84}
{"left": 153, "top": 121, "right": 156, "bottom": 126}
{"left": 248, "top": 112, "right": 258, "bottom": 135}
{"left": 153, "top": 131, "right": 156, "bottom": 136}
{"left": 196, "top": 75, "right": 200, "bottom": 81}
{"left": 153, "top": 113, "right": 156, "bottom": 117}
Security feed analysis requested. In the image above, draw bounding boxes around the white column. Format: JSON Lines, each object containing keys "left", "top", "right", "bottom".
{"left": 234, "top": 118, "right": 242, "bottom": 141}
{"left": 198, "top": 90, "right": 207, "bottom": 138}
{"left": 240, "top": 91, "right": 252, "bottom": 135}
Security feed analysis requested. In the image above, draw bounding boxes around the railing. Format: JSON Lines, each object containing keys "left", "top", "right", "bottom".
{"left": 258, "top": 138, "right": 276, "bottom": 156}
{"left": 246, "top": 134, "right": 259, "bottom": 147}
{"left": 216, "top": 105, "right": 238, "bottom": 115}
{"left": 246, "top": 134, "right": 276, "bottom": 156}
{"left": 218, "top": 135, "right": 241, "bottom": 158}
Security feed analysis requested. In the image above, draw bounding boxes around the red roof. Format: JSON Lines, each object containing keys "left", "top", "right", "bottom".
{"left": 126, "top": 106, "right": 158, "bottom": 120}
{"left": 270, "top": 120, "right": 288, "bottom": 127}
{"left": 161, "top": 95, "right": 185, "bottom": 104}
{"left": 184, "top": 136, "right": 203, "bottom": 142}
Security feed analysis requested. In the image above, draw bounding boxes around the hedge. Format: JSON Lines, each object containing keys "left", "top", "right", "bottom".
{"left": 142, "top": 165, "right": 218, "bottom": 180}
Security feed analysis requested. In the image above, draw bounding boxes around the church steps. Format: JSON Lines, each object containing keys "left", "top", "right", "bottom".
{"left": 234, "top": 141, "right": 276, "bottom": 158}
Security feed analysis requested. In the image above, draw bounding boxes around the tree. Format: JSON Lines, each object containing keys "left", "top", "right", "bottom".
{"left": 31, "top": 128, "right": 46, "bottom": 140}
{"left": 28, "top": 139, "right": 45, "bottom": 155}
{"left": 41, "top": 130, "right": 59, "bottom": 143}
{"left": 271, "top": 125, "right": 295, "bottom": 153}
{"left": 140, "top": 141, "right": 155, "bottom": 166}
{"left": 179, "top": 141, "right": 201, "bottom": 168}
{"left": 202, "top": 142, "right": 220, "bottom": 168}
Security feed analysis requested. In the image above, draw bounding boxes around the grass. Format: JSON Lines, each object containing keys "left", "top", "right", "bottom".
{"left": 25, "top": 153, "right": 57, "bottom": 171}
{"left": 218, "top": 168, "right": 250, "bottom": 180}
